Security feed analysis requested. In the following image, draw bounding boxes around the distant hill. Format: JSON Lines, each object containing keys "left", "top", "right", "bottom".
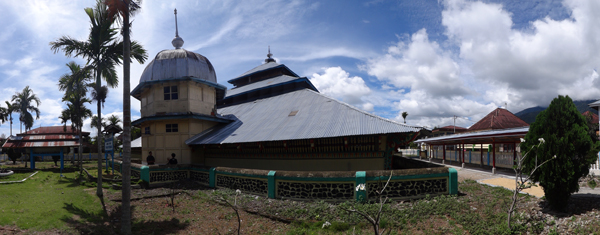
{"left": 515, "top": 99, "right": 597, "bottom": 124}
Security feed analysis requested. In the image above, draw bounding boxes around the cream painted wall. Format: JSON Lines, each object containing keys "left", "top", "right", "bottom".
{"left": 205, "top": 157, "right": 385, "bottom": 171}
{"left": 141, "top": 119, "right": 217, "bottom": 164}
{"left": 140, "top": 81, "right": 216, "bottom": 118}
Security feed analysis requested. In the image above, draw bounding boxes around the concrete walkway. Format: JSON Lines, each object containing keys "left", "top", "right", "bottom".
{"left": 415, "top": 157, "right": 600, "bottom": 198}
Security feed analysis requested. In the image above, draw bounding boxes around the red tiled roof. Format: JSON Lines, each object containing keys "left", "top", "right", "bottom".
{"left": 582, "top": 111, "right": 599, "bottom": 124}
{"left": 468, "top": 108, "right": 529, "bottom": 132}
{"left": 3, "top": 141, "right": 78, "bottom": 148}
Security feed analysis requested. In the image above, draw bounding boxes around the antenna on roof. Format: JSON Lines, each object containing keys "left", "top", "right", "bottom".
{"left": 172, "top": 8, "right": 184, "bottom": 49}
{"left": 265, "top": 46, "right": 276, "bottom": 63}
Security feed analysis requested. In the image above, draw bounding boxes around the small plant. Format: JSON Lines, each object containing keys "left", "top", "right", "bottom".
{"left": 588, "top": 178, "right": 597, "bottom": 189}
{"left": 508, "top": 137, "right": 555, "bottom": 230}
{"left": 219, "top": 189, "right": 242, "bottom": 235}
{"left": 340, "top": 171, "right": 393, "bottom": 235}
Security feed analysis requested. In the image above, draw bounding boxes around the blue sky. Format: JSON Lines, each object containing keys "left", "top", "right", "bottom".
{"left": 0, "top": 0, "right": 599, "bottom": 137}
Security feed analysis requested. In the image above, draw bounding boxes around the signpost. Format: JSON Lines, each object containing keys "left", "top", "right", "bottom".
{"left": 105, "top": 134, "right": 114, "bottom": 174}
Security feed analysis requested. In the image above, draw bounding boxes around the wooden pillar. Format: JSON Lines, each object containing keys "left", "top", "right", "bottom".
{"left": 513, "top": 142, "right": 517, "bottom": 165}
{"left": 461, "top": 143, "right": 465, "bottom": 168}
{"left": 480, "top": 143, "right": 483, "bottom": 167}
{"left": 443, "top": 144, "right": 446, "bottom": 164}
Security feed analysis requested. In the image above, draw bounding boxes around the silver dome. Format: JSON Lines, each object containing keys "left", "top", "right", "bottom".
{"left": 139, "top": 48, "right": 217, "bottom": 84}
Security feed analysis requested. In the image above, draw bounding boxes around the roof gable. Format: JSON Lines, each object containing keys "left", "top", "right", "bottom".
{"left": 468, "top": 108, "right": 529, "bottom": 132}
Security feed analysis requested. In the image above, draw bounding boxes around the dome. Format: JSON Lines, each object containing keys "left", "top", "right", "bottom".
{"left": 139, "top": 48, "right": 217, "bottom": 84}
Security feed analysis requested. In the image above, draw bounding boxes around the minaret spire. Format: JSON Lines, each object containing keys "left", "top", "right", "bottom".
{"left": 265, "top": 46, "right": 275, "bottom": 63}
{"left": 172, "top": 8, "right": 184, "bottom": 49}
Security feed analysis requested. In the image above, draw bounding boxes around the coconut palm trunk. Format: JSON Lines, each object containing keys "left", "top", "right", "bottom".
{"left": 95, "top": 70, "right": 104, "bottom": 199}
{"left": 121, "top": 5, "right": 132, "bottom": 233}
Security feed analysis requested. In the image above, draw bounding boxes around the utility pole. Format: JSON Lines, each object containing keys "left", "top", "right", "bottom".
{"left": 453, "top": 115, "right": 457, "bottom": 133}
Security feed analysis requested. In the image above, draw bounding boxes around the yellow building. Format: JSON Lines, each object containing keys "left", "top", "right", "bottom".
{"left": 131, "top": 32, "right": 230, "bottom": 165}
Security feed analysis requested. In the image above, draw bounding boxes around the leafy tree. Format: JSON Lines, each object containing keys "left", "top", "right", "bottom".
{"left": 12, "top": 86, "right": 41, "bottom": 132}
{"left": 106, "top": 114, "right": 122, "bottom": 127}
{"left": 402, "top": 111, "right": 408, "bottom": 124}
{"left": 521, "top": 95, "right": 599, "bottom": 211}
{"left": 50, "top": 0, "right": 147, "bottom": 201}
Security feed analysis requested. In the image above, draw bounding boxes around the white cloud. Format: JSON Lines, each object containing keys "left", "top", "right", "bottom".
{"left": 310, "top": 67, "right": 374, "bottom": 111}
{"left": 364, "top": 29, "right": 468, "bottom": 98}
{"left": 442, "top": 0, "right": 600, "bottom": 106}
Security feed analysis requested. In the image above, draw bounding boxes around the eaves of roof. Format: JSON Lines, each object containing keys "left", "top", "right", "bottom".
{"left": 132, "top": 113, "right": 233, "bottom": 126}
{"left": 415, "top": 127, "right": 529, "bottom": 144}
{"left": 224, "top": 77, "right": 318, "bottom": 100}
{"left": 131, "top": 76, "right": 227, "bottom": 100}
{"left": 227, "top": 63, "right": 299, "bottom": 85}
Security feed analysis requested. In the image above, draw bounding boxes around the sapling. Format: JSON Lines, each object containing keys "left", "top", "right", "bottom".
{"left": 341, "top": 171, "right": 393, "bottom": 235}
{"left": 507, "top": 137, "right": 555, "bottom": 230}
{"left": 220, "top": 189, "right": 242, "bottom": 235}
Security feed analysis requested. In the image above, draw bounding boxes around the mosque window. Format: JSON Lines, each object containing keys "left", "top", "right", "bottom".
{"left": 164, "top": 86, "right": 178, "bottom": 100}
{"left": 166, "top": 124, "right": 178, "bottom": 133}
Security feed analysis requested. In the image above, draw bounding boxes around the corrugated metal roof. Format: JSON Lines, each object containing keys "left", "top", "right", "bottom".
{"left": 227, "top": 62, "right": 299, "bottom": 85}
{"left": 3, "top": 141, "right": 79, "bottom": 148}
{"left": 589, "top": 100, "right": 600, "bottom": 110}
{"left": 139, "top": 49, "right": 217, "bottom": 84}
{"left": 415, "top": 127, "right": 529, "bottom": 144}
{"left": 225, "top": 75, "right": 306, "bottom": 97}
{"left": 186, "top": 89, "right": 422, "bottom": 145}
{"left": 24, "top": 126, "right": 89, "bottom": 135}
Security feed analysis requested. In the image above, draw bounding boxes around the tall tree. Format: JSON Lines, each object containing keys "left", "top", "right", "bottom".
{"left": 521, "top": 95, "right": 600, "bottom": 211}
{"left": 58, "top": 61, "right": 93, "bottom": 178}
{"left": 4, "top": 101, "right": 17, "bottom": 136}
{"left": 105, "top": 0, "right": 143, "bottom": 233}
{"left": 50, "top": 0, "right": 147, "bottom": 200}
{"left": 12, "top": 86, "right": 41, "bottom": 132}
{"left": 402, "top": 111, "right": 408, "bottom": 124}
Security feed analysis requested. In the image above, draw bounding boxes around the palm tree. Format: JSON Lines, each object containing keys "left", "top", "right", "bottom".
{"left": 106, "top": 114, "right": 121, "bottom": 127}
{"left": 12, "top": 86, "right": 41, "bottom": 132}
{"left": 4, "top": 101, "right": 17, "bottom": 136}
{"left": 58, "top": 61, "right": 93, "bottom": 178}
{"left": 402, "top": 111, "right": 408, "bottom": 124}
{"left": 50, "top": 0, "right": 147, "bottom": 200}
{"left": 105, "top": 1, "right": 142, "bottom": 232}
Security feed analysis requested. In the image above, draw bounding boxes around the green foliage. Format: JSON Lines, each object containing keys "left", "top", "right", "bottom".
{"left": 588, "top": 178, "right": 597, "bottom": 189}
{"left": 522, "top": 95, "right": 600, "bottom": 211}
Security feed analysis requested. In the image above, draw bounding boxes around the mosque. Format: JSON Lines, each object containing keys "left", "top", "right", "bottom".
{"left": 129, "top": 13, "right": 425, "bottom": 172}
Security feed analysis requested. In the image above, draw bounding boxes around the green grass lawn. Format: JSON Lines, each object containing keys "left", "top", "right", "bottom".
{"left": 0, "top": 167, "right": 105, "bottom": 232}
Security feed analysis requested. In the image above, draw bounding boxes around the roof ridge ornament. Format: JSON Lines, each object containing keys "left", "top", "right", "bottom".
{"left": 265, "top": 46, "right": 276, "bottom": 63}
{"left": 172, "top": 8, "right": 184, "bottom": 49}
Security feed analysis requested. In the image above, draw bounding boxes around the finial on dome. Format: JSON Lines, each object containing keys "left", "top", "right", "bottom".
{"left": 172, "top": 8, "right": 184, "bottom": 49}
{"left": 265, "top": 46, "right": 276, "bottom": 63}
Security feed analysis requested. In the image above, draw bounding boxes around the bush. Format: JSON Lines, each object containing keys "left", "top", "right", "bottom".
{"left": 522, "top": 95, "right": 600, "bottom": 211}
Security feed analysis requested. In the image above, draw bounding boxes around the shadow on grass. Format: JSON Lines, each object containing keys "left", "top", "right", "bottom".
{"left": 61, "top": 202, "right": 190, "bottom": 235}
{"left": 539, "top": 193, "right": 600, "bottom": 217}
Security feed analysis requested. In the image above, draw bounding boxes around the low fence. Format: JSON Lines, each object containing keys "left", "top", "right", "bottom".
{"left": 429, "top": 149, "right": 520, "bottom": 168}
{"left": 113, "top": 159, "right": 457, "bottom": 202}
{"left": 1, "top": 153, "right": 119, "bottom": 163}
{"left": 398, "top": 149, "right": 420, "bottom": 157}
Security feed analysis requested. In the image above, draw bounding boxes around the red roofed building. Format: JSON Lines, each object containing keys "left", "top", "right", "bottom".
{"left": 2, "top": 126, "right": 90, "bottom": 169}
{"left": 468, "top": 108, "right": 529, "bottom": 132}
{"left": 582, "top": 111, "right": 599, "bottom": 124}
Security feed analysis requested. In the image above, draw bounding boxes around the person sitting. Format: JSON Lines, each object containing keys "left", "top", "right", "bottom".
{"left": 168, "top": 153, "right": 178, "bottom": 165}
{"left": 146, "top": 151, "right": 155, "bottom": 165}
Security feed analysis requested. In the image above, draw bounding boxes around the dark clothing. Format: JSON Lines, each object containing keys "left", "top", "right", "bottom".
{"left": 147, "top": 155, "right": 155, "bottom": 165}
{"left": 168, "top": 158, "right": 178, "bottom": 165}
